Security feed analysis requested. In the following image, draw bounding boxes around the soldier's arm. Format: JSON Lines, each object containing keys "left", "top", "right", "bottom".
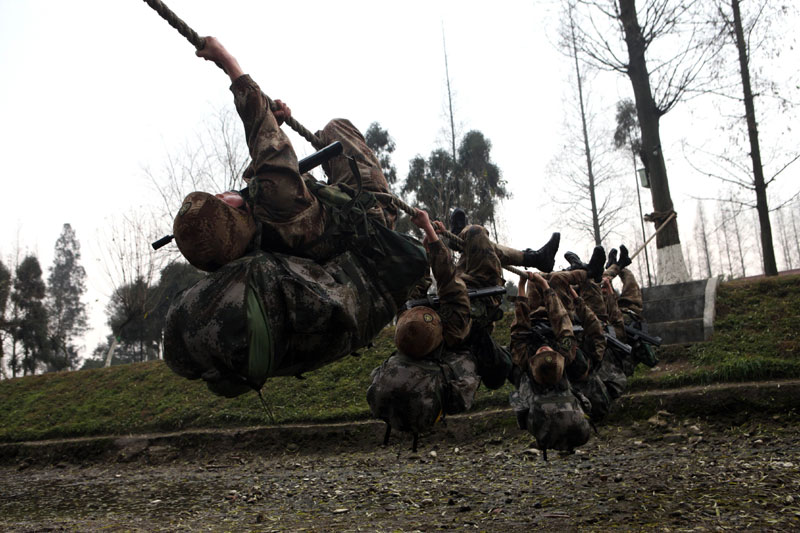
{"left": 413, "top": 212, "right": 471, "bottom": 347}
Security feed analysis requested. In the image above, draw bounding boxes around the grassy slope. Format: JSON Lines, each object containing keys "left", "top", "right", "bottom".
{"left": 1, "top": 274, "right": 798, "bottom": 443}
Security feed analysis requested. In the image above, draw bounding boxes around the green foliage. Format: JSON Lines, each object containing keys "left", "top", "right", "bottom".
{"left": 629, "top": 274, "right": 800, "bottom": 390}
{"left": 11, "top": 256, "right": 50, "bottom": 376}
{"left": 46, "top": 223, "right": 88, "bottom": 372}
{"left": 402, "top": 131, "right": 507, "bottom": 234}
{"left": 364, "top": 122, "right": 397, "bottom": 186}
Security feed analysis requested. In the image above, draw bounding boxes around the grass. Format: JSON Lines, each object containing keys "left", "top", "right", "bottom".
{"left": 1, "top": 274, "right": 798, "bottom": 443}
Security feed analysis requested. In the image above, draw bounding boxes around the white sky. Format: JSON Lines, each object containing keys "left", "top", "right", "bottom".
{"left": 1, "top": 0, "right": 798, "bottom": 358}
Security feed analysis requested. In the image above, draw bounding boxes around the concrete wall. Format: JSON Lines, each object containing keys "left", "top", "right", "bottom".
{"left": 641, "top": 277, "right": 721, "bottom": 345}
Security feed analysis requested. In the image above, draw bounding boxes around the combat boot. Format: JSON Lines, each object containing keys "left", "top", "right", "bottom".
{"left": 522, "top": 232, "right": 561, "bottom": 272}
{"left": 617, "top": 245, "right": 632, "bottom": 269}
{"left": 587, "top": 246, "right": 606, "bottom": 282}
{"left": 605, "top": 248, "right": 618, "bottom": 269}
{"left": 563, "top": 251, "right": 586, "bottom": 271}
{"left": 450, "top": 208, "right": 468, "bottom": 236}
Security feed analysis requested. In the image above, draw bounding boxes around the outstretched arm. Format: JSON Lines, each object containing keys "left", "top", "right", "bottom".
{"left": 196, "top": 36, "right": 244, "bottom": 81}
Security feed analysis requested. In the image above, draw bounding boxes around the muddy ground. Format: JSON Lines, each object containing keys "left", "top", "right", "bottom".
{"left": 1, "top": 386, "right": 800, "bottom": 532}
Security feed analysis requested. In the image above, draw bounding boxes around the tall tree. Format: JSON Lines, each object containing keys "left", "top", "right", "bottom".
{"left": 0, "top": 260, "right": 11, "bottom": 377}
{"left": 364, "top": 122, "right": 398, "bottom": 187}
{"left": 698, "top": 0, "right": 800, "bottom": 276}
{"left": 694, "top": 202, "right": 713, "bottom": 278}
{"left": 573, "top": 0, "right": 717, "bottom": 283}
{"left": 403, "top": 133, "right": 507, "bottom": 238}
{"left": 614, "top": 99, "right": 653, "bottom": 285}
{"left": 12, "top": 256, "right": 50, "bottom": 375}
{"left": 47, "top": 224, "right": 88, "bottom": 371}
{"left": 97, "top": 210, "right": 170, "bottom": 365}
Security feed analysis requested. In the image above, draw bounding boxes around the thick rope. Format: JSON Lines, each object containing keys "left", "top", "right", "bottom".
{"left": 373, "top": 193, "right": 527, "bottom": 278}
{"left": 142, "top": 0, "right": 322, "bottom": 147}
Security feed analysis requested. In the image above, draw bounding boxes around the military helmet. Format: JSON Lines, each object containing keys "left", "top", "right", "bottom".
{"left": 395, "top": 306, "right": 443, "bottom": 359}
{"left": 530, "top": 345, "right": 565, "bottom": 386}
{"left": 173, "top": 191, "right": 256, "bottom": 272}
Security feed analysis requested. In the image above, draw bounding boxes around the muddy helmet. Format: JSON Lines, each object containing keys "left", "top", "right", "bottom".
{"left": 173, "top": 191, "right": 256, "bottom": 272}
{"left": 530, "top": 345, "right": 565, "bottom": 386}
{"left": 395, "top": 306, "right": 443, "bottom": 359}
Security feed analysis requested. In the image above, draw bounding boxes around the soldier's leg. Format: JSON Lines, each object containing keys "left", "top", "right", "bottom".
{"left": 316, "top": 119, "right": 397, "bottom": 228}
{"left": 574, "top": 297, "right": 606, "bottom": 364}
{"left": 455, "top": 225, "right": 504, "bottom": 290}
{"left": 618, "top": 268, "right": 644, "bottom": 315}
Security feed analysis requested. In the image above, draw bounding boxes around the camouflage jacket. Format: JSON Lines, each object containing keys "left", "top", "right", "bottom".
{"left": 164, "top": 249, "right": 397, "bottom": 396}
{"left": 426, "top": 239, "right": 471, "bottom": 349}
{"left": 510, "top": 286, "right": 576, "bottom": 370}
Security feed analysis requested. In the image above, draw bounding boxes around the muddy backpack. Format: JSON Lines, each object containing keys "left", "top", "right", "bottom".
{"left": 510, "top": 374, "right": 591, "bottom": 457}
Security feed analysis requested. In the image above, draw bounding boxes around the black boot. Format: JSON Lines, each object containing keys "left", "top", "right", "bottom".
{"left": 618, "top": 245, "right": 632, "bottom": 269}
{"left": 605, "top": 248, "right": 617, "bottom": 269}
{"left": 564, "top": 251, "right": 585, "bottom": 271}
{"left": 522, "top": 232, "right": 561, "bottom": 272}
{"left": 588, "top": 246, "right": 606, "bottom": 282}
{"left": 450, "top": 208, "right": 468, "bottom": 236}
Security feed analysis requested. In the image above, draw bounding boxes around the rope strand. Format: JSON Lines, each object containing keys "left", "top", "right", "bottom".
{"left": 142, "top": 0, "right": 322, "bottom": 146}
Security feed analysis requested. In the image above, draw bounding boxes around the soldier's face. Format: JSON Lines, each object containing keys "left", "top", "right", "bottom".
{"left": 215, "top": 191, "right": 245, "bottom": 209}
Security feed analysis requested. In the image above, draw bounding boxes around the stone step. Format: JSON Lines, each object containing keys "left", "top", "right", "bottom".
{"left": 647, "top": 318, "right": 706, "bottom": 345}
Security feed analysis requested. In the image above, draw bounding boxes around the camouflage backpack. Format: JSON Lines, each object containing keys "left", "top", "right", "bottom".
{"left": 510, "top": 375, "right": 592, "bottom": 457}
{"left": 571, "top": 370, "right": 612, "bottom": 422}
{"left": 367, "top": 348, "right": 479, "bottom": 448}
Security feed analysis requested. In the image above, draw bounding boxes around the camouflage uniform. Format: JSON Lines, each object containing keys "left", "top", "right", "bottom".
{"left": 521, "top": 270, "right": 606, "bottom": 365}
{"left": 231, "top": 75, "right": 396, "bottom": 260}
{"left": 509, "top": 283, "right": 592, "bottom": 452}
{"left": 367, "top": 239, "right": 479, "bottom": 438}
{"left": 164, "top": 75, "right": 428, "bottom": 396}
{"left": 603, "top": 264, "right": 643, "bottom": 318}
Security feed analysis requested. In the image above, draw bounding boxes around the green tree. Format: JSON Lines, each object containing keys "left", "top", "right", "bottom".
{"left": 12, "top": 256, "right": 50, "bottom": 375}
{"left": 47, "top": 223, "right": 88, "bottom": 371}
{"left": 365, "top": 122, "right": 398, "bottom": 186}
{"left": 100, "top": 261, "right": 204, "bottom": 366}
{"left": 403, "top": 132, "right": 507, "bottom": 239}
{"left": 0, "top": 260, "right": 11, "bottom": 376}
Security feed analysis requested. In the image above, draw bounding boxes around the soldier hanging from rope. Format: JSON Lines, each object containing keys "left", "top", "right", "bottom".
{"left": 163, "top": 37, "right": 430, "bottom": 397}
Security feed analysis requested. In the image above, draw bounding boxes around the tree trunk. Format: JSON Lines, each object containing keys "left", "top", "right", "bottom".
{"left": 570, "top": 8, "right": 601, "bottom": 245}
{"left": 618, "top": 0, "right": 688, "bottom": 283}
{"left": 730, "top": 0, "right": 778, "bottom": 275}
{"left": 697, "top": 203, "right": 713, "bottom": 278}
{"left": 729, "top": 202, "right": 747, "bottom": 277}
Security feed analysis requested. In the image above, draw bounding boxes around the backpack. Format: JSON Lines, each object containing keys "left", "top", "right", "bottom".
{"left": 510, "top": 375, "right": 591, "bottom": 456}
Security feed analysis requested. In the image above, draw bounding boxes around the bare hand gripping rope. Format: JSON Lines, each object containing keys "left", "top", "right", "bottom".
{"left": 141, "top": 0, "right": 323, "bottom": 148}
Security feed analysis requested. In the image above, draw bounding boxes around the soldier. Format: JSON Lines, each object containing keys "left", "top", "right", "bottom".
{"left": 509, "top": 272, "right": 592, "bottom": 456}
{"left": 163, "top": 37, "right": 429, "bottom": 397}
{"left": 367, "top": 211, "right": 560, "bottom": 449}
{"left": 602, "top": 245, "right": 658, "bottom": 372}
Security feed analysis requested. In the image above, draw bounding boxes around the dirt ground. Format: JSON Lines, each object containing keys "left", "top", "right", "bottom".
{"left": 1, "top": 407, "right": 799, "bottom": 532}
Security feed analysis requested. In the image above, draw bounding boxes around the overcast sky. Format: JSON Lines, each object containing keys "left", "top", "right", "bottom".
{"left": 1, "top": 0, "right": 798, "bottom": 357}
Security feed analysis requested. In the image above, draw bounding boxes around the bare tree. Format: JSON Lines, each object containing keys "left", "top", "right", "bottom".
{"left": 693, "top": 0, "right": 800, "bottom": 276}
{"left": 549, "top": 2, "right": 629, "bottom": 246}
{"left": 572, "top": 0, "right": 721, "bottom": 283}
{"left": 146, "top": 107, "right": 250, "bottom": 230}
{"left": 96, "top": 209, "right": 171, "bottom": 365}
{"left": 694, "top": 201, "right": 713, "bottom": 278}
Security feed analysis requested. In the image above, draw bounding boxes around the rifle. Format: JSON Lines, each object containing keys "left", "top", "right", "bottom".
{"left": 624, "top": 324, "right": 662, "bottom": 347}
{"left": 151, "top": 141, "right": 344, "bottom": 250}
{"left": 405, "top": 285, "right": 507, "bottom": 310}
{"left": 519, "top": 320, "right": 632, "bottom": 355}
